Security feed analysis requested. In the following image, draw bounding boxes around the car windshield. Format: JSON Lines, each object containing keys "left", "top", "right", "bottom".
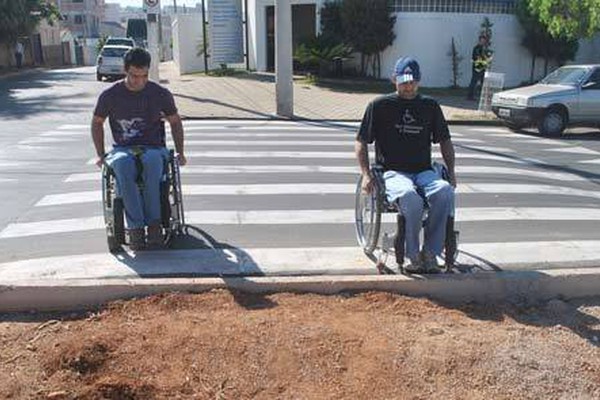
{"left": 539, "top": 67, "right": 589, "bottom": 85}
{"left": 102, "top": 47, "right": 128, "bottom": 57}
{"left": 106, "top": 39, "right": 133, "bottom": 46}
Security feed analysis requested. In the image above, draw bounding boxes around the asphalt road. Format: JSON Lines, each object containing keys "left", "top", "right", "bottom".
{"left": 1, "top": 67, "right": 599, "bottom": 278}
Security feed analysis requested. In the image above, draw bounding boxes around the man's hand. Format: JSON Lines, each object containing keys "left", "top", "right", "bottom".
{"left": 176, "top": 153, "right": 187, "bottom": 166}
{"left": 361, "top": 173, "right": 375, "bottom": 194}
{"left": 447, "top": 171, "right": 457, "bottom": 188}
{"left": 95, "top": 156, "right": 104, "bottom": 169}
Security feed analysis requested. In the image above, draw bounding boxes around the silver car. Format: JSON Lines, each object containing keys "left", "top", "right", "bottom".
{"left": 491, "top": 65, "right": 600, "bottom": 136}
{"left": 96, "top": 45, "right": 130, "bottom": 81}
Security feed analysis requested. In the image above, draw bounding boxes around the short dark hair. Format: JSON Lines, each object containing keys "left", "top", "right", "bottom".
{"left": 124, "top": 47, "right": 151, "bottom": 70}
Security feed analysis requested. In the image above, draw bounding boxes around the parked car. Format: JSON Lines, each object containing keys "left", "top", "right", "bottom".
{"left": 104, "top": 36, "right": 135, "bottom": 48}
{"left": 96, "top": 45, "right": 130, "bottom": 81}
{"left": 491, "top": 64, "right": 600, "bottom": 136}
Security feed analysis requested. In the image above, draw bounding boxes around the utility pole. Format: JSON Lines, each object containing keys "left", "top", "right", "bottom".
{"left": 275, "top": 0, "right": 293, "bottom": 117}
{"left": 173, "top": 0, "right": 177, "bottom": 13}
{"left": 144, "top": 0, "right": 161, "bottom": 81}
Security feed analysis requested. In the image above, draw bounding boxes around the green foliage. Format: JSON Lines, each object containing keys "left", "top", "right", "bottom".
{"left": 340, "top": 0, "right": 396, "bottom": 78}
{"left": 0, "top": 0, "right": 60, "bottom": 45}
{"left": 517, "top": 0, "right": 579, "bottom": 80}
{"left": 294, "top": 35, "right": 353, "bottom": 76}
{"left": 474, "top": 18, "right": 494, "bottom": 73}
{"left": 96, "top": 35, "right": 108, "bottom": 55}
{"left": 447, "top": 37, "right": 463, "bottom": 89}
{"left": 528, "top": 0, "right": 600, "bottom": 40}
{"left": 320, "top": 1, "right": 344, "bottom": 47}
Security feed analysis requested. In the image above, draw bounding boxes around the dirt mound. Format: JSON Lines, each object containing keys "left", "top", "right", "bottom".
{"left": 1, "top": 290, "right": 599, "bottom": 399}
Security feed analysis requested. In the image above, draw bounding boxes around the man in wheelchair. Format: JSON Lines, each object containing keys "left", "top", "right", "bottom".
{"left": 91, "top": 47, "right": 187, "bottom": 251}
{"left": 355, "top": 57, "right": 456, "bottom": 273}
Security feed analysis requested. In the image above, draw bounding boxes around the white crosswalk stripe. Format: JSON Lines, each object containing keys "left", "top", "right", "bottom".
{"left": 2, "top": 207, "right": 600, "bottom": 239}
{"left": 1, "top": 120, "right": 599, "bottom": 271}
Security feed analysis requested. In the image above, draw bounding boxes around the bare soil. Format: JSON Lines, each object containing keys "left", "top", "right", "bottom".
{"left": 1, "top": 290, "right": 599, "bottom": 399}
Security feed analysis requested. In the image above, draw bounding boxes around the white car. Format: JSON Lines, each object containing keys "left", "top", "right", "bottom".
{"left": 104, "top": 36, "right": 135, "bottom": 48}
{"left": 96, "top": 45, "right": 130, "bottom": 81}
{"left": 491, "top": 65, "right": 600, "bottom": 136}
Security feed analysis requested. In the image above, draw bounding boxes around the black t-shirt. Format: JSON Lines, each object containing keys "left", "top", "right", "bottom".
{"left": 356, "top": 93, "right": 450, "bottom": 173}
{"left": 93, "top": 81, "right": 177, "bottom": 147}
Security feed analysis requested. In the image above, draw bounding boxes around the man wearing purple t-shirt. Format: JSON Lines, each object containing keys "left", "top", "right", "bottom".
{"left": 92, "top": 47, "right": 186, "bottom": 250}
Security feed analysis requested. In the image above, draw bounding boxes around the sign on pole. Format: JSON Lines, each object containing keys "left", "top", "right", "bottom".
{"left": 478, "top": 71, "right": 505, "bottom": 114}
{"left": 207, "top": 0, "right": 244, "bottom": 65}
{"left": 144, "top": 0, "right": 160, "bottom": 14}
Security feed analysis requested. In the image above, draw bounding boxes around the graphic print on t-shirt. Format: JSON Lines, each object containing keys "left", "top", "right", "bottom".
{"left": 394, "top": 109, "right": 422, "bottom": 137}
{"left": 117, "top": 118, "right": 145, "bottom": 140}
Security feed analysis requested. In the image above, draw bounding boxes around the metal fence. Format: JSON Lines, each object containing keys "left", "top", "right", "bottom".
{"left": 391, "top": 0, "right": 517, "bottom": 14}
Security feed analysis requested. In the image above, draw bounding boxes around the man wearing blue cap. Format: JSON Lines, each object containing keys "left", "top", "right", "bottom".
{"left": 354, "top": 56, "right": 456, "bottom": 273}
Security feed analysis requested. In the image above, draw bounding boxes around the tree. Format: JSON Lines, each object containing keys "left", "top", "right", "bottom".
{"left": 340, "top": 0, "right": 396, "bottom": 78}
{"left": 517, "top": 0, "right": 579, "bottom": 81}
{"left": 447, "top": 37, "right": 463, "bottom": 89}
{"left": 320, "top": 1, "right": 345, "bottom": 47}
{"left": 528, "top": 0, "right": 600, "bottom": 40}
{"left": 0, "top": 0, "right": 60, "bottom": 46}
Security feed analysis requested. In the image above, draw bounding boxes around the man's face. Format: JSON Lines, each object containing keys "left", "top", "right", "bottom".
{"left": 396, "top": 80, "right": 419, "bottom": 99}
{"left": 125, "top": 65, "right": 149, "bottom": 92}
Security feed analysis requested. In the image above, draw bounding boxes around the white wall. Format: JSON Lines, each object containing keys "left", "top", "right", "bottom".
{"left": 175, "top": 3, "right": 600, "bottom": 84}
{"left": 358, "top": 12, "right": 600, "bottom": 88}
{"left": 172, "top": 14, "right": 206, "bottom": 74}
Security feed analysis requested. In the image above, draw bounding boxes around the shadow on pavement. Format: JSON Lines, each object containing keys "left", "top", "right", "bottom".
{"left": 109, "top": 224, "right": 264, "bottom": 279}
{"left": 0, "top": 69, "right": 97, "bottom": 120}
{"left": 173, "top": 93, "right": 273, "bottom": 119}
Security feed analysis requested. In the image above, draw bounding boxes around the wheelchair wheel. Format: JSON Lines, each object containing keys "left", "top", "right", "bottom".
{"left": 354, "top": 174, "right": 382, "bottom": 255}
{"left": 444, "top": 216, "right": 459, "bottom": 271}
{"left": 102, "top": 165, "right": 125, "bottom": 253}
{"left": 107, "top": 198, "right": 125, "bottom": 253}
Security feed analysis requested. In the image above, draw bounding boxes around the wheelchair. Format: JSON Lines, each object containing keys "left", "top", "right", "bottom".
{"left": 354, "top": 162, "right": 459, "bottom": 273}
{"left": 101, "top": 149, "right": 185, "bottom": 253}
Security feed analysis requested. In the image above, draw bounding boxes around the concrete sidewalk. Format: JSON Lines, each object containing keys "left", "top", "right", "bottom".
{"left": 159, "top": 61, "right": 499, "bottom": 122}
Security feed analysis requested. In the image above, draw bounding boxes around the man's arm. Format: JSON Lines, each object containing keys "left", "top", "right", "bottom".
{"left": 355, "top": 139, "right": 373, "bottom": 193}
{"left": 91, "top": 115, "right": 107, "bottom": 168}
{"left": 439, "top": 138, "right": 456, "bottom": 188}
{"left": 164, "top": 112, "right": 186, "bottom": 166}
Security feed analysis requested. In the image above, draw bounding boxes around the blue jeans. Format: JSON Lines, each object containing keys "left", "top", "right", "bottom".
{"left": 384, "top": 168, "right": 455, "bottom": 260}
{"left": 105, "top": 146, "right": 169, "bottom": 229}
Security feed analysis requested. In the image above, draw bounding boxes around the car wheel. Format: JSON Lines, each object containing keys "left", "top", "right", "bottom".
{"left": 537, "top": 108, "right": 566, "bottom": 136}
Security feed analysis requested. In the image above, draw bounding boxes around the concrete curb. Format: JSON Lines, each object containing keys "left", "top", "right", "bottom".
{"left": 2, "top": 268, "right": 600, "bottom": 313}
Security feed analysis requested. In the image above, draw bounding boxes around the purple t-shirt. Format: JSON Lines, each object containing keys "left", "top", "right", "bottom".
{"left": 93, "top": 81, "right": 178, "bottom": 147}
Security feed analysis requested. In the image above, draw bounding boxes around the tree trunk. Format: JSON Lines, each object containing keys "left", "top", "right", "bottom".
{"left": 530, "top": 56, "right": 536, "bottom": 83}
{"left": 544, "top": 57, "right": 549, "bottom": 76}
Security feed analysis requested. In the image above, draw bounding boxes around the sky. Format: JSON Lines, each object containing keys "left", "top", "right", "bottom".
{"left": 110, "top": 0, "right": 201, "bottom": 8}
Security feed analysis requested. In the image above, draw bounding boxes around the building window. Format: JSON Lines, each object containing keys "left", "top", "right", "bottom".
{"left": 391, "top": 0, "right": 517, "bottom": 14}
{"left": 74, "top": 15, "right": 86, "bottom": 24}
{"left": 72, "top": 0, "right": 84, "bottom": 3}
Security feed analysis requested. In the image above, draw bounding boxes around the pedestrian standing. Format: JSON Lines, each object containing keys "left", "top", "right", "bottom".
{"left": 467, "top": 35, "right": 492, "bottom": 100}
{"left": 15, "top": 41, "right": 24, "bottom": 69}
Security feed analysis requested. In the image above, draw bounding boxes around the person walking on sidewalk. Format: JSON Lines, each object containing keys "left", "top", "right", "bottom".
{"left": 91, "top": 47, "right": 187, "bottom": 250}
{"left": 14, "top": 41, "right": 24, "bottom": 69}
{"left": 467, "top": 35, "right": 492, "bottom": 100}
{"left": 355, "top": 56, "right": 456, "bottom": 273}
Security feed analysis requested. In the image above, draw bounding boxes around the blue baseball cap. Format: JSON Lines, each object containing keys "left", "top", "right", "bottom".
{"left": 394, "top": 57, "right": 421, "bottom": 84}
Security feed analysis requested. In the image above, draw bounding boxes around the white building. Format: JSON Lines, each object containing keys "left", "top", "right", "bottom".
{"left": 172, "top": 0, "right": 600, "bottom": 87}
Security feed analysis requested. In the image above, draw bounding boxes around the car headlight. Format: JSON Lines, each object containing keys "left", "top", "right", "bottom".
{"left": 517, "top": 97, "right": 528, "bottom": 106}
